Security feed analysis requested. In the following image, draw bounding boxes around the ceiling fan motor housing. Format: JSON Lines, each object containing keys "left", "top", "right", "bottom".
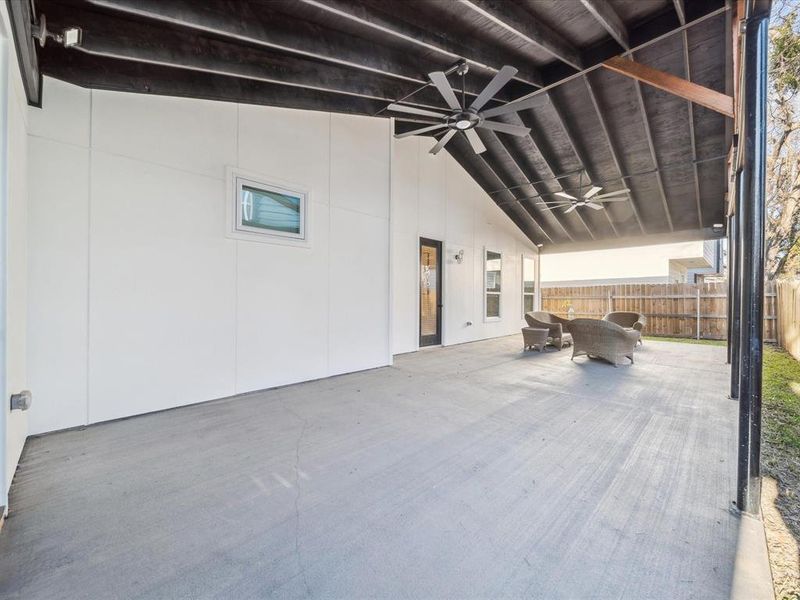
{"left": 448, "top": 111, "right": 481, "bottom": 131}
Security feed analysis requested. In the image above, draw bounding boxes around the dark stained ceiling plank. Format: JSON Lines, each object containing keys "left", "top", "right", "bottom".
{"left": 44, "top": 4, "right": 456, "bottom": 111}
{"left": 480, "top": 126, "right": 575, "bottom": 243}
{"left": 83, "top": 0, "right": 489, "bottom": 97}
{"left": 545, "top": 92, "right": 620, "bottom": 238}
{"left": 631, "top": 73, "right": 675, "bottom": 232}
{"left": 579, "top": 0, "right": 629, "bottom": 50}
{"left": 602, "top": 56, "right": 734, "bottom": 118}
{"left": 582, "top": 74, "right": 646, "bottom": 235}
{"left": 296, "top": 0, "right": 543, "bottom": 88}
{"left": 39, "top": 46, "right": 389, "bottom": 116}
{"left": 458, "top": 0, "right": 583, "bottom": 70}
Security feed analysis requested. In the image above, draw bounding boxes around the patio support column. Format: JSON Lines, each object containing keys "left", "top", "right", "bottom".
{"left": 735, "top": 2, "right": 770, "bottom": 515}
{"left": 726, "top": 212, "right": 735, "bottom": 365}
{"left": 729, "top": 179, "right": 742, "bottom": 396}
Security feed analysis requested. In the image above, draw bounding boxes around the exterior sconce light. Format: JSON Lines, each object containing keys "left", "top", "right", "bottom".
{"left": 32, "top": 15, "right": 82, "bottom": 48}
{"left": 712, "top": 223, "right": 724, "bottom": 233}
{"left": 536, "top": 243, "right": 544, "bottom": 248}
{"left": 10, "top": 390, "right": 32, "bottom": 411}
{"left": 454, "top": 249, "right": 464, "bottom": 263}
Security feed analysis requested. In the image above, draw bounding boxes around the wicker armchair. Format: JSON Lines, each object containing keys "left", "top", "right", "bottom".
{"left": 565, "top": 318, "right": 640, "bottom": 366}
{"left": 524, "top": 311, "right": 573, "bottom": 350}
{"left": 603, "top": 311, "right": 646, "bottom": 345}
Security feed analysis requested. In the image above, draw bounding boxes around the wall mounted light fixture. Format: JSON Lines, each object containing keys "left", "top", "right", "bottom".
{"left": 454, "top": 249, "right": 464, "bottom": 263}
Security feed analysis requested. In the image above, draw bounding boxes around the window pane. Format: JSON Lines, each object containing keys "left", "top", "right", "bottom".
{"left": 241, "top": 185, "right": 301, "bottom": 234}
{"left": 523, "top": 256, "right": 535, "bottom": 293}
{"left": 486, "top": 294, "right": 500, "bottom": 318}
{"left": 486, "top": 251, "right": 502, "bottom": 293}
{"left": 524, "top": 294, "right": 534, "bottom": 313}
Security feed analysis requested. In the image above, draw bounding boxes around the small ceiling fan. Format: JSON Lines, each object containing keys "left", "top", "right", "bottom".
{"left": 387, "top": 63, "right": 531, "bottom": 155}
{"left": 539, "top": 184, "right": 630, "bottom": 214}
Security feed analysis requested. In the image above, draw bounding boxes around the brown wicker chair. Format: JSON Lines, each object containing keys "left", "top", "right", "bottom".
{"left": 565, "top": 318, "right": 640, "bottom": 366}
{"left": 603, "top": 311, "right": 646, "bottom": 345}
{"left": 524, "top": 311, "right": 573, "bottom": 350}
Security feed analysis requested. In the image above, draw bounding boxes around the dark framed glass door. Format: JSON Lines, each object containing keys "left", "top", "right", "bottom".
{"left": 419, "top": 238, "right": 443, "bottom": 347}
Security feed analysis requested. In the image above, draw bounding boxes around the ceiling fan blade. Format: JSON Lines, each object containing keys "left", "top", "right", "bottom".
{"left": 479, "top": 94, "right": 538, "bottom": 119}
{"left": 479, "top": 120, "right": 530, "bottom": 136}
{"left": 469, "top": 65, "right": 518, "bottom": 112}
{"left": 563, "top": 205, "right": 577, "bottom": 214}
{"left": 394, "top": 123, "right": 448, "bottom": 139}
{"left": 594, "top": 189, "right": 631, "bottom": 199}
{"left": 428, "top": 71, "right": 461, "bottom": 111}
{"left": 586, "top": 202, "right": 604, "bottom": 210}
{"left": 583, "top": 186, "right": 602, "bottom": 199}
{"left": 387, "top": 103, "right": 449, "bottom": 119}
{"left": 594, "top": 197, "right": 629, "bottom": 203}
{"left": 429, "top": 129, "right": 457, "bottom": 155}
{"left": 555, "top": 191, "right": 577, "bottom": 200}
{"left": 540, "top": 206, "right": 571, "bottom": 211}
{"left": 464, "top": 129, "right": 487, "bottom": 154}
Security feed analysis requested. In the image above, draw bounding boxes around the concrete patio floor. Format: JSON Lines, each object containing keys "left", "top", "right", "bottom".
{"left": 0, "top": 336, "right": 741, "bottom": 599}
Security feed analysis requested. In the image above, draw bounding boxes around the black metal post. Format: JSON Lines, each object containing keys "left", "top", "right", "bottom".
{"left": 730, "top": 177, "right": 742, "bottom": 398}
{"left": 736, "top": 5, "right": 770, "bottom": 515}
{"left": 727, "top": 214, "right": 735, "bottom": 365}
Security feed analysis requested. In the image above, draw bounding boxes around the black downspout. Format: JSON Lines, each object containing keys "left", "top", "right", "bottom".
{"left": 736, "top": 6, "right": 770, "bottom": 514}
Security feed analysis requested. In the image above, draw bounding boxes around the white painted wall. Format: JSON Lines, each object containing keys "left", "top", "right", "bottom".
{"left": 26, "top": 78, "right": 391, "bottom": 434}
{"left": 391, "top": 136, "right": 538, "bottom": 354}
{"left": 25, "top": 77, "right": 535, "bottom": 436}
{"left": 1, "top": 3, "right": 30, "bottom": 506}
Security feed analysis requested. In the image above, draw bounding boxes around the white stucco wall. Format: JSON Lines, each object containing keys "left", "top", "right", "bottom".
{"left": 24, "top": 78, "right": 536, "bottom": 436}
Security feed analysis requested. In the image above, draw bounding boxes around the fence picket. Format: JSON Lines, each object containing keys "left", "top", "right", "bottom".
{"left": 540, "top": 280, "right": 777, "bottom": 342}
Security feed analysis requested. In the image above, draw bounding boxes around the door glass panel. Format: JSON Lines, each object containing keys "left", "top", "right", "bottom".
{"left": 420, "top": 244, "right": 439, "bottom": 338}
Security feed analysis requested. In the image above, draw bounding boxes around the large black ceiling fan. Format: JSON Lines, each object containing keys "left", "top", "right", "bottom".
{"left": 388, "top": 64, "right": 531, "bottom": 155}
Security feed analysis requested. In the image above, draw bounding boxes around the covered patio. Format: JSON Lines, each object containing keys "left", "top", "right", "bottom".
{"left": 0, "top": 338, "right": 741, "bottom": 599}
{"left": 0, "top": 0, "right": 777, "bottom": 596}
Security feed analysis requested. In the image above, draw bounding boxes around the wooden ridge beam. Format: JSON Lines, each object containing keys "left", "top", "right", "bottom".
{"left": 602, "top": 56, "right": 734, "bottom": 118}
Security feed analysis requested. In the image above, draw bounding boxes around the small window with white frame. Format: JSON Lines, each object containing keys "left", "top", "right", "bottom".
{"left": 522, "top": 255, "right": 536, "bottom": 315}
{"left": 227, "top": 169, "right": 308, "bottom": 245}
{"left": 485, "top": 249, "right": 502, "bottom": 320}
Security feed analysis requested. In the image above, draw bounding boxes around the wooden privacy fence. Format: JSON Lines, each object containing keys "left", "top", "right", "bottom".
{"left": 776, "top": 279, "right": 800, "bottom": 360}
{"left": 541, "top": 281, "right": 777, "bottom": 342}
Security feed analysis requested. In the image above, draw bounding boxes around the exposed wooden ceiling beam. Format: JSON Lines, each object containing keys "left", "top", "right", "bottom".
{"left": 46, "top": 6, "right": 451, "bottom": 111}
{"left": 681, "top": 32, "right": 704, "bottom": 229}
{"left": 582, "top": 76, "right": 646, "bottom": 235}
{"left": 546, "top": 94, "right": 620, "bottom": 238}
{"left": 514, "top": 108, "right": 596, "bottom": 241}
{"left": 602, "top": 56, "right": 734, "bottom": 118}
{"left": 85, "top": 0, "right": 489, "bottom": 98}
{"left": 631, "top": 75, "right": 675, "bottom": 232}
{"left": 39, "top": 45, "right": 390, "bottom": 116}
{"left": 297, "top": 0, "right": 543, "bottom": 87}
{"left": 673, "top": 0, "right": 687, "bottom": 26}
{"left": 458, "top": 0, "right": 584, "bottom": 70}
{"left": 490, "top": 127, "right": 576, "bottom": 243}
{"left": 579, "top": 0, "right": 629, "bottom": 49}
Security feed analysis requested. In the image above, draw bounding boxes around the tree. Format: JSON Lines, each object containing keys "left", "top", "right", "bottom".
{"left": 765, "top": 1, "right": 800, "bottom": 278}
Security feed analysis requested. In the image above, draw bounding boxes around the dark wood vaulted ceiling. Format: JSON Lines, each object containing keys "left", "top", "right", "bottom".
{"left": 30, "top": 0, "right": 732, "bottom": 250}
